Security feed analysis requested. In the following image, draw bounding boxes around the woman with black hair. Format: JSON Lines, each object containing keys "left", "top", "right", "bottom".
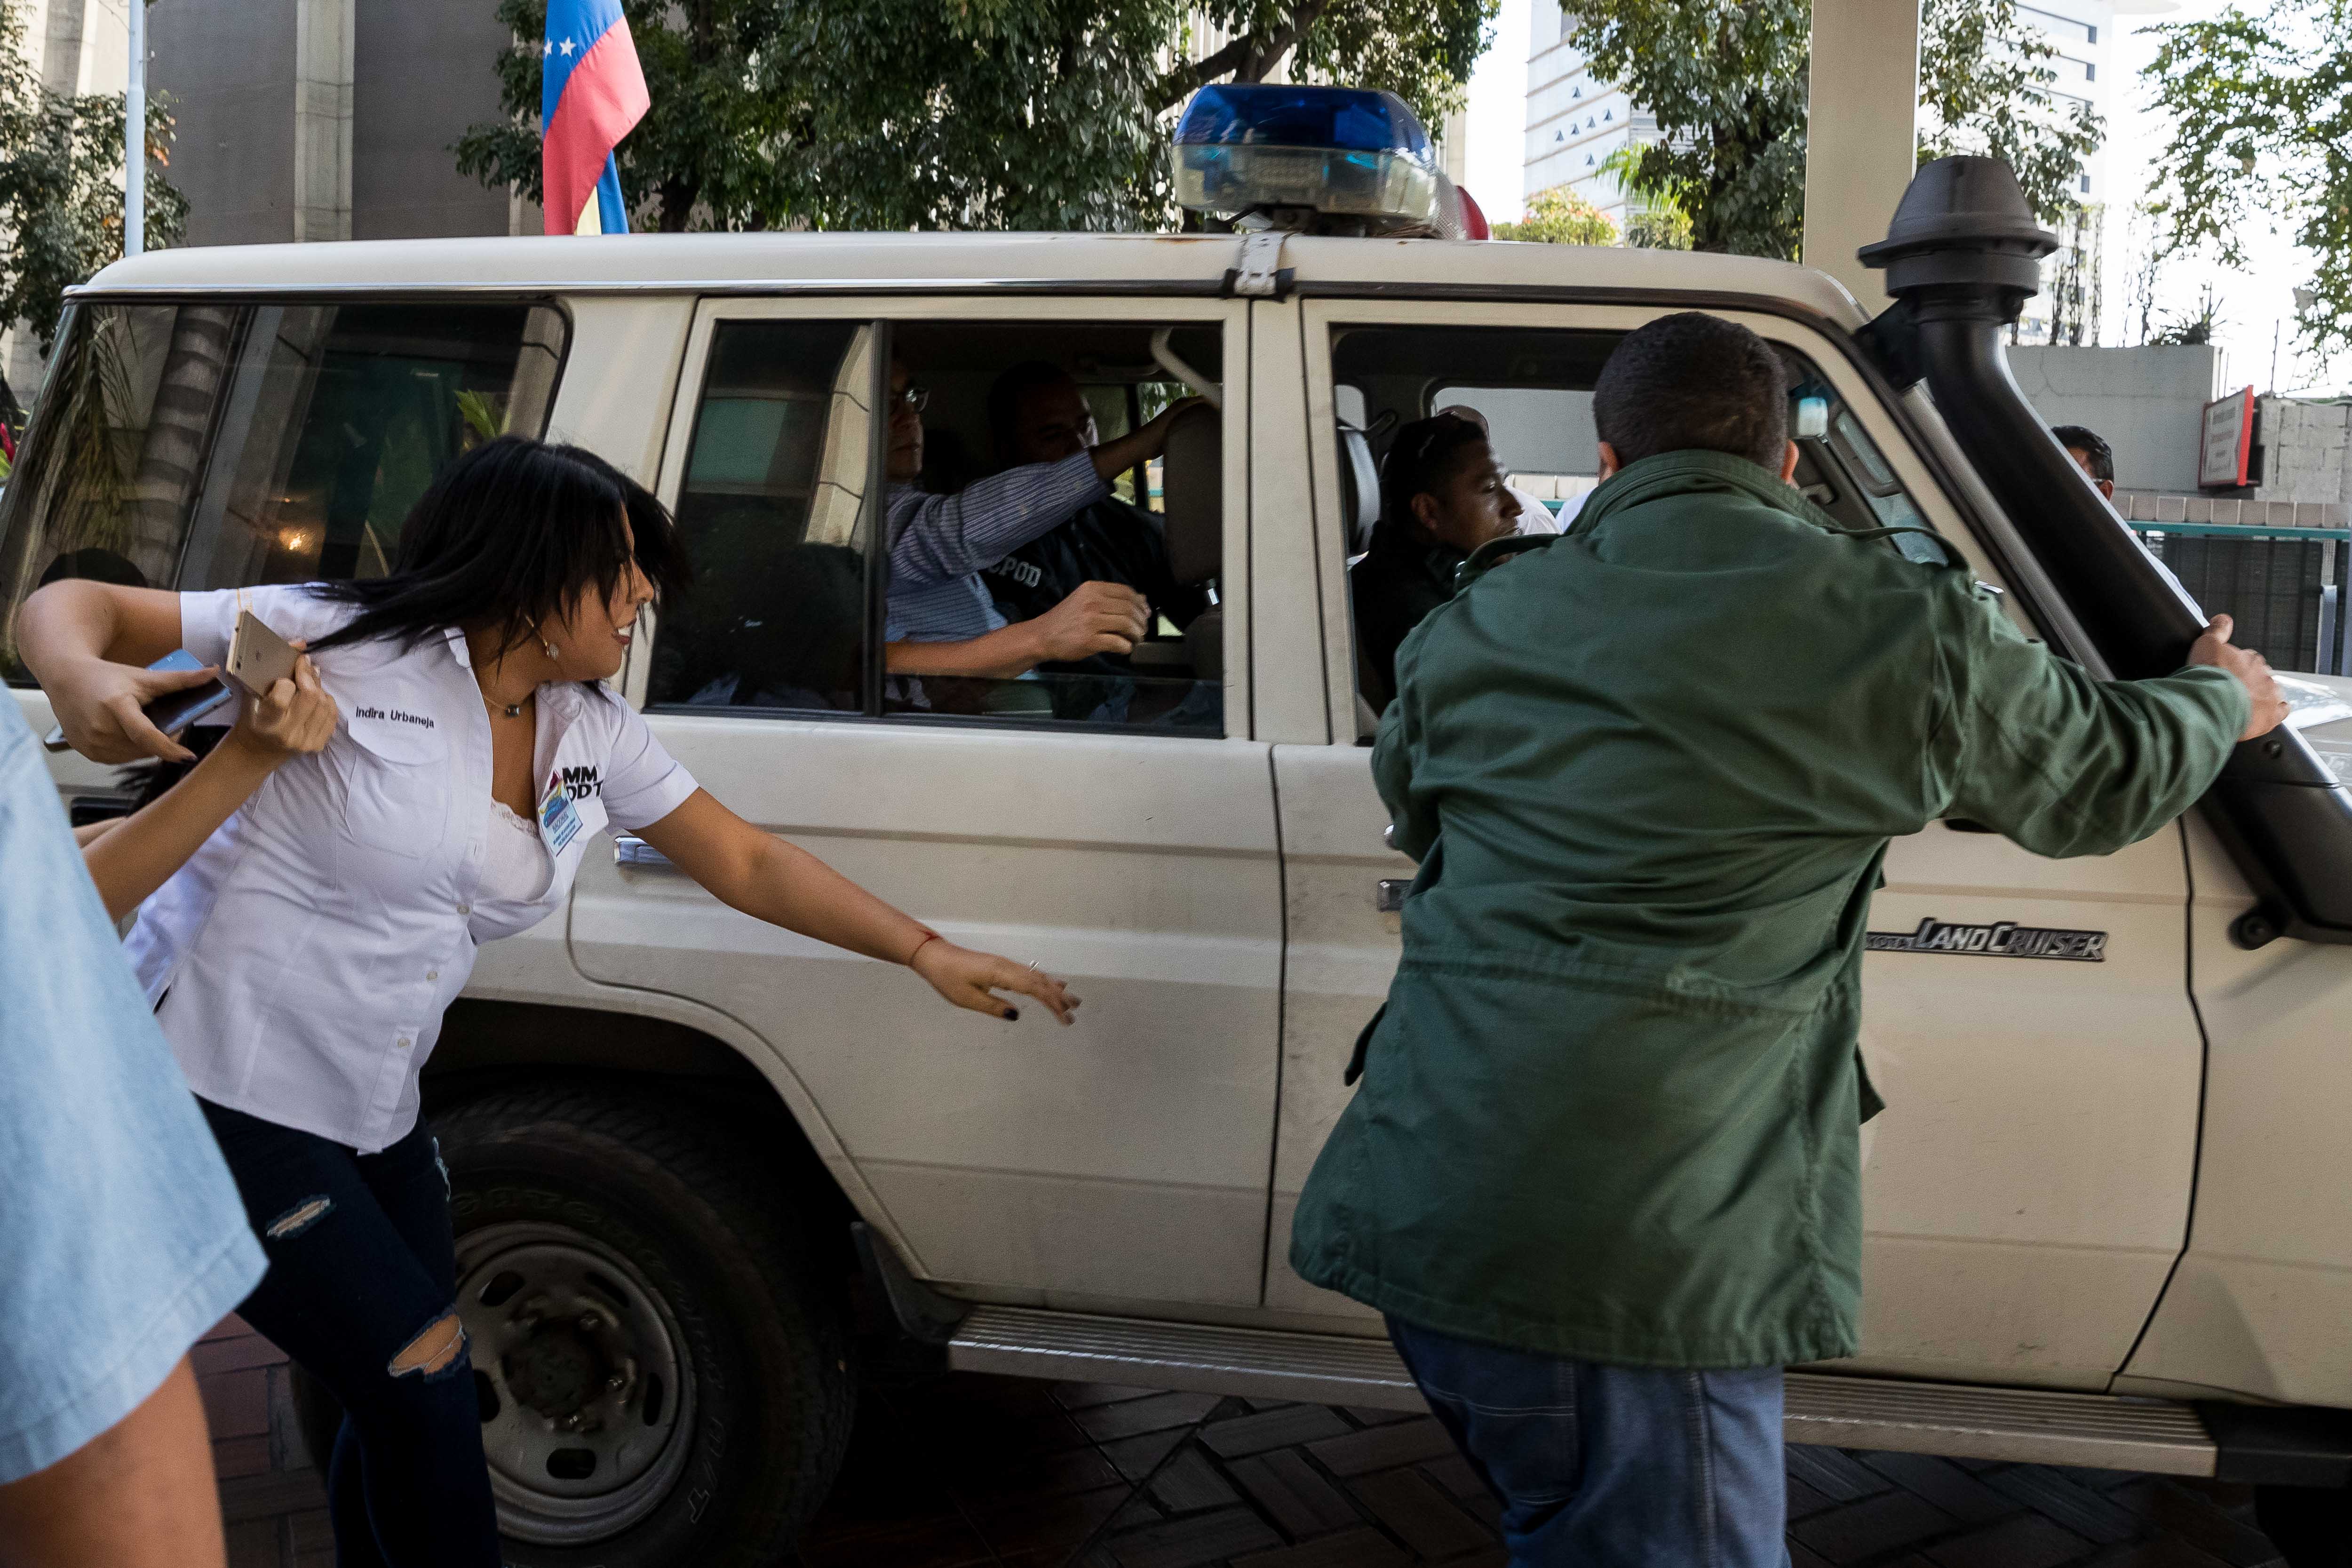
{"left": 1349, "top": 413, "right": 1525, "bottom": 713}
{"left": 21, "top": 436, "right": 1078, "bottom": 1568}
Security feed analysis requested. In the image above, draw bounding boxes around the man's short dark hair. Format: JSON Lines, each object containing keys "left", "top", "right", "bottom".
{"left": 987, "top": 360, "right": 1074, "bottom": 452}
{"left": 1592, "top": 312, "right": 1789, "bottom": 472}
{"left": 2052, "top": 424, "right": 2114, "bottom": 484}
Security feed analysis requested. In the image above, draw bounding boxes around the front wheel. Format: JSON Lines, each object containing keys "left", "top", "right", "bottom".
{"left": 432, "top": 1083, "right": 855, "bottom": 1567}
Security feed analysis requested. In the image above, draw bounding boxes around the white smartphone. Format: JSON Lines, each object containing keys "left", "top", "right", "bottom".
{"left": 225, "top": 609, "right": 301, "bottom": 697}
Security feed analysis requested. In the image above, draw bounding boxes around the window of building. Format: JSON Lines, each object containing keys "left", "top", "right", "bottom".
{"left": 0, "top": 299, "right": 565, "bottom": 679}
{"left": 648, "top": 318, "right": 1225, "bottom": 735}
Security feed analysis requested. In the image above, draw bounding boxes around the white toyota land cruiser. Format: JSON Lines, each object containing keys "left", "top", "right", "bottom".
{"left": 5, "top": 149, "right": 2348, "bottom": 1565}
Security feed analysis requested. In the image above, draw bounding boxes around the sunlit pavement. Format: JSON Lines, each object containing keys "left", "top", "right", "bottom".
{"left": 198, "top": 1316, "right": 2291, "bottom": 1568}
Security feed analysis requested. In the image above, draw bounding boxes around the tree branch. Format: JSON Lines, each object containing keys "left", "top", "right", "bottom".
{"left": 1148, "top": 0, "right": 1331, "bottom": 113}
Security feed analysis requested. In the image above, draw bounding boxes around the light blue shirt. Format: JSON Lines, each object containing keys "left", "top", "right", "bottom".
{"left": 0, "top": 697, "right": 264, "bottom": 1483}
{"left": 884, "top": 452, "right": 1108, "bottom": 642}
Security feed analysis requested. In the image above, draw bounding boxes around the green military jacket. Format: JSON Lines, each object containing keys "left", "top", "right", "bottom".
{"left": 1289, "top": 449, "right": 2247, "bottom": 1369}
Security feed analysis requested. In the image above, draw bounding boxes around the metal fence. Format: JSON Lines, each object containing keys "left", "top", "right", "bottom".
{"left": 2132, "top": 524, "right": 2352, "bottom": 677}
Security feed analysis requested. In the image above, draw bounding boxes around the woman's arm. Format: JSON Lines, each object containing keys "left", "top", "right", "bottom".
{"left": 81, "top": 656, "right": 338, "bottom": 920}
{"left": 20, "top": 581, "right": 216, "bottom": 764}
{"left": 633, "top": 790, "right": 1078, "bottom": 1024}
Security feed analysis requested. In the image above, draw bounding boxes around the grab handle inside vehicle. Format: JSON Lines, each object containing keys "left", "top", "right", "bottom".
{"left": 1151, "top": 328, "right": 1222, "bottom": 411}
{"left": 1860, "top": 157, "right": 2352, "bottom": 948}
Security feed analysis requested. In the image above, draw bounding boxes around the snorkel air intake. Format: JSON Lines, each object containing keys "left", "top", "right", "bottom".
{"left": 1859, "top": 156, "right": 2352, "bottom": 948}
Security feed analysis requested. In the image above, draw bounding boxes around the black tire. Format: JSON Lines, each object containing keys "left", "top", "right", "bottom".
{"left": 430, "top": 1082, "right": 856, "bottom": 1567}
{"left": 2258, "top": 1478, "right": 2352, "bottom": 1568}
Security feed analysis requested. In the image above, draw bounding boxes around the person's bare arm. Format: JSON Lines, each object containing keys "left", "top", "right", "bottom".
{"left": 634, "top": 790, "right": 1079, "bottom": 1025}
{"left": 886, "top": 582, "right": 1150, "bottom": 679}
{"left": 1090, "top": 396, "right": 1204, "bottom": 481}
{"left": 18, "top": 581, "right": 214, "bottom": 764}
{"left": 0, "top": 1357, "right": 224, "bottom": 1568}
{"left": 81, "top": 655, "right": 338, "bottom": 920}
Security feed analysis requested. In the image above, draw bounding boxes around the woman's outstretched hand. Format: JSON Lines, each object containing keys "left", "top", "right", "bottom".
{"left": 910, "top": 939, "right": 1080, "bottom": 1026}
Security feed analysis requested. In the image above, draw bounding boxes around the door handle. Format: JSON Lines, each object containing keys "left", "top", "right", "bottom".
{"left": 1375, "top": 879, "right": 1410, "bottom": 913}
{"left": 613, "top": 834, "right": 676, "bottom": 869}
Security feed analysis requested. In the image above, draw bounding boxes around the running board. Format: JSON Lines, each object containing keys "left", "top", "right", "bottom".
{"left": 945, "top": 1305, "right": 2219, "bottom": 1476}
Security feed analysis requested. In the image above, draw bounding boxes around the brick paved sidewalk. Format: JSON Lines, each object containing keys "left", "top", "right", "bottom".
{"left": 199, "top": 1316, "right": 2291, "bottom": 1568}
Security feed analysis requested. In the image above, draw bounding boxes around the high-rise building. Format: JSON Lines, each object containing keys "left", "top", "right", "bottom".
{"left": 1521, "top": 3, "right": 1647, "bottom": 230}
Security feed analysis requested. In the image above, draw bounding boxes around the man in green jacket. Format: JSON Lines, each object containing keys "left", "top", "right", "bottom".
{"left": 1289, "top": 312, "right": 2284, "bottom": 1567}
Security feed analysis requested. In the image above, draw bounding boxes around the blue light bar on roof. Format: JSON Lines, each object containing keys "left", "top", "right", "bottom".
{"left": 1172, "top": 84, "right": 1464, "bottom": 238}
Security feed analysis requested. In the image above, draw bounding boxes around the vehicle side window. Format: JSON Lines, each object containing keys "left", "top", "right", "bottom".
{"left": 650, "top": 316, "right": 1225, "bottom": 735}
{"left": 646, "top": 319, "right": 873, "bottom": 713}
{"left": 0, "top": 300, "right": 565, "bottom": 678}
{"left": 1331, "top": 321, "right": 1943, "bottom": 727}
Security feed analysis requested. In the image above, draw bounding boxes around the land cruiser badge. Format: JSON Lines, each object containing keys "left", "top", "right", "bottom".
{"left": 1867, "top": 917, "right": 2107, "bottom": 962}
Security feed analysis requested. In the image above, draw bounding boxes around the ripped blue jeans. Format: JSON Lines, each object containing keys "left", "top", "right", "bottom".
{"left": 200, "top": 1100, "right": 498, "bottom": 1568}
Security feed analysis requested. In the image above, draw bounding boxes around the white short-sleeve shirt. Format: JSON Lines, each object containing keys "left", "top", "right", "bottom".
{"left": 126, "top": 584, "right": 699, "bottom": 1152}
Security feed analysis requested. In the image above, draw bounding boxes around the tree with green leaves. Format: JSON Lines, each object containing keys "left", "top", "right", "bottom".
{"left": 1915, "top": 0, "right": 2099, "bottom": 218}
{"left": 1559, "top": 0, "right": 2100, "bottom": 259}
{"left": 1494, "top": 185, "right": 1619, "bottom": 244}
{"left": 2141, "top": 0, "right": 2350, "bottom": 361}
{"left": 0, "top": 0, "right": 186, "bottom": 358}
{"left": 457, "top": 0, "right": 1492, "bottom": 234}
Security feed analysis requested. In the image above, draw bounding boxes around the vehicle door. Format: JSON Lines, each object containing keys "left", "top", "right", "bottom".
{"left": 1267, "top": 296, "right": 2203, "bottom": 1389}
{"left": 568, "top": 297, "right": 1287, "bottom": 1311}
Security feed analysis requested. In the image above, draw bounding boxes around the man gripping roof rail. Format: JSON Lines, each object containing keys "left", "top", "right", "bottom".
{"left": 1288, "top": 312, "right": 2289, "bottom": 1568}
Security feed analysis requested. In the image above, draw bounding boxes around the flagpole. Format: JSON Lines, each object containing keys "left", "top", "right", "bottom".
{"left": 125, "top": 0, "right": 144, "bottom": 257}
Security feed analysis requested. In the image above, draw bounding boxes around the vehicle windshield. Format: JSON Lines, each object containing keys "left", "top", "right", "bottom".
{"left": 0, "top": 299, "right": 566, "bottom": 679}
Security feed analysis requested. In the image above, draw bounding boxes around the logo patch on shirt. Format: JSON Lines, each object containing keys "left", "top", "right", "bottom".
{"left": 1866, "top": 917, "right": 2107, "bottom": 962}
{"left": 554, "top": 764, "right": 601, "bottom": 800}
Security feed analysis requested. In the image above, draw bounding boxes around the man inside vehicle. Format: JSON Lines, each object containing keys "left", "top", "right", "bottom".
{"left": 883, "top": 361, "right": 1197, "bottom": 683}
{"left": 2055, "top": 423, "right": 2116, "bottom": 501}
{"left": 978, "top": 362, "right": 1210, "bottom": 638}
{"left": 1292, "top": 311, "right": 2288, "bottom": 1567}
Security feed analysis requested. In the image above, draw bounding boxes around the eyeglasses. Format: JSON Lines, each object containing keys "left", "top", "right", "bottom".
{"left": 894, "top": 384, "right": 930, "bottom": 414}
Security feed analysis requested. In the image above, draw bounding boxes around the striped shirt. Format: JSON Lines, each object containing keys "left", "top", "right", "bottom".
{"left": 886, "top": 452, "right": 1108, "bottom": 642}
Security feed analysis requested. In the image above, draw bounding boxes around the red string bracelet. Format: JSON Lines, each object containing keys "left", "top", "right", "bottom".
{"left": 906, "top": 930, "right": 943, "bottom": 967}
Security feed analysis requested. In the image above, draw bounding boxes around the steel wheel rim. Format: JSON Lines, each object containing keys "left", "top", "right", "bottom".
{"left": 455, "top": 1219, "right": 698, "bottom": 1545}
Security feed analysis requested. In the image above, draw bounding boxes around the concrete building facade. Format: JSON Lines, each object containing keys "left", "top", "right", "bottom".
{"left": 3, "top": 0, "right": 525, "bottom": 397}
{"left": 149, "top": 0, "right": 520, "bottom": 249}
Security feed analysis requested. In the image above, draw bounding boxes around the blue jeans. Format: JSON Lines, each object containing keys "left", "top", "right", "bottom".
{"left": 202, "top": 1101, "right": 500, "bottom": 1568}
{"left": 1387, "top": 1317, "right": 1789, "bottom": 1568}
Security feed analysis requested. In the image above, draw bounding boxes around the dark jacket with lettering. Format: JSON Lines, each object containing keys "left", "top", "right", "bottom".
{"left": 982, "top": 494, "right": 1209, "bottom": 635}
{"left": 1288, "top": 449, "right": 2246, "bottom": 1369}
